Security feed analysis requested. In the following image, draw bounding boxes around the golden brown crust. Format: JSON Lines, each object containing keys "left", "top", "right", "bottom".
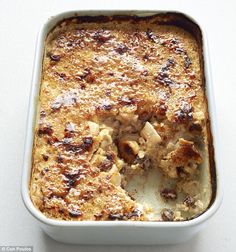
{"left": 30, "top": 14, "right": 210, "bottom": 221}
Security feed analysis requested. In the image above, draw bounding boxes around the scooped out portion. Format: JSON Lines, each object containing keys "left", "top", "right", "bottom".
{"left": 30, "top": 14, "right": 213, "bottom": 221}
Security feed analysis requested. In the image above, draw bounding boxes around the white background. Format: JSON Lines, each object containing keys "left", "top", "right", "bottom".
{"left": 0, "top": 0, "right": 235, "bottom": 251}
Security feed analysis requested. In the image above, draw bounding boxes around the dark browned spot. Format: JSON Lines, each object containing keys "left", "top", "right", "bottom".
{"left": 138, "top": 110, "right": 152, "bottom": 121}
{"left": 40, "top": 167, "right": 49, "bottom": 176}
{"left": 106, "top": 152, "right": 115, "bottom": 161}
{"left": 155, "top": 72, "right": 176, "bottom": 87}
{"left": 99, "top": 159, "right": 113, "bottom": 172}
{"left": 76, "top": 68, "right": 95, "bottom": 83}
{"left": 115, "top": 44, "right": 129, "bottom": 54}
{"left": 118, "top": 140, "right": 138, "bottom": 164}
{"left": 108, "top": 213, "right": 124, "bottom": 220}
{"left": 170, "top": 38, "right": 179, "bottom": 45}
{"left": 64, "top": 137, "right": 93, "bottom": 154}
{"left": 183, "top": 195, "right": 196, "bottom": 208}
{"left": 94, "top": 213, "right": 103, "bottom": 220}
{"left": 161, "top": 209, "right": 174, "bottom": 221}
{"left": 184, "top": 56, "right": 192, "bottom": 69}
{"left": 176, "top": 166, "right": 186, "bottom": 177}
{"left": 102, "top": 103, "right": 113, "bottom": 111}
{"left": 118, "top": 96, "right": 136, "bottom": 106}
{"left": 57, "top": 154, "right": 63, "bottom": 163}
{"left": 69, "top": 209, "right": 82, "bottom": 217}
{"left": 50, "top": 54, "right": 61, "bottom": 61}
{"left": 47, "top": 136, "right": 59, "bottom": 145}
{"left": 38, "top": 125, "right": 53, "bottom": 137}
{"left": 40, "top": 110, "right": 46, "bottom": 118}
{"left": 181, "top": 142, "right": 201, "bottom": 159}
{"left": 146, "top": 29, "right": 157, "bottom": 42}
{"left": 174, "top": 101, "right": 193, "bottom": 123}
{"left": 92, "top": 30, "right": 111, "bottom": 43}
{"left": 98, "top": 153, "right": 115, "bottom": 172}
{"left": 81, "top": 137, "right": 93, "bottom": 151}
{"left": 56, "top": 72, "right": 69, "bottom": 81}
{"left": 189, "top": 123, "right": 202, "bottom": 132}
{"left": 143, "top": 54, "right": 150, "bottom": 61}
{"left": 161, "top": 58, "right": 175, "bottom": 72}
{"left": 175, "top": 47, "right": 184, "bottom": 54}
{"left": 126, "top": 209, "right": 142, "bottom": 219}
{"left": 160, "top": 188, "right": 177, "bottom": 201}
{"left": 42, "top": 154, "right": 49, "bottom": 161}
{"left": 64, "top": 122, "right": 76, "bottom": 138}
{"left": 67, "top": 178, "right": 76, "bottom": 187}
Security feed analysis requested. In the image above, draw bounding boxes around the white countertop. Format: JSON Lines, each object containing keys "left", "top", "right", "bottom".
{"left": 0, "top": 0, "right": 235, "bottom": 251}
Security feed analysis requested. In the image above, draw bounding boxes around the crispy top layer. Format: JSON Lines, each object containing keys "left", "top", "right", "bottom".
{"left": 30, "top": 14, "right": 208, "bottom": 221}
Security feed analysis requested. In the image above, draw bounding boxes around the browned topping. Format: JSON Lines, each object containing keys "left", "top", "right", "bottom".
{"left": 106, "top": 152, "right": 114, "bottom": 161}
{"left": 118, "top": 140, "right": 139, "bottom": 164}
{"left": 189, "top": 123, "right": 202, "bottom": 132}
{"left": 68, "top": 208, "right": 82, "bottom": 217}
{"left": 40, "top": 167, "right": 49, "bottom": 176}
{"left": 184, "top": 56, "right": 192, "bottom": 69}
{"left": 126, "top": 209, "right": 142, "bottom": 219}
{"left": 108, "top": 213, "right": 124, "bottom": 220}
{"left": 161, "top": 58, "right": 175, "bottom": 72}
{"left": 38, "top": 124, "right": 53, "bottom": 136}
{"left": 178, "top": 140, "right": 201, "bottom": 160}
{"left": 40, "top": 111, "right": 46, "bottom": 118}
{"left": 101, "top": 103, "right": 113, "bottom": 111}
{"left": 92, "top": 30, "right": 111, "bottom": 43}
{"left": 184, "top": 195, "right": 196, "bottom": 208}
{"left": 81, "top": 137, "right": 93, "bottom": 150}
{"left": 42, "top": 154, "right": 49, "bottom": 161}
{"left": 76, "top": 68, "right": 95, "bottom": 83}
{"left": 176, "top": 166, "right": 186, "bottom": 177}
{"left": 50, "top": 54, "right": 61, "bottom": 61}
{"left": 63, "top": 168, "right": 81, "bottom": 180}
{"left": 138, "top": 110, "right": 152, "bottom": 121}
{"left": 67, "top": 178, "right": 77, "bottom": 187}
{"left": 160, "top": 188, "right": 177, "bottom": 201}
{"left": 175, "top": 47, "right": 184, "bottom": 54}
{"left": 161, "top": 209, "right": 174, "bottom": 221}
{"left": 174, "top": 101, "right": 193, "bottom": 123}
{"left": 115, "top": 44, "right": 129, "bottom": 54}
{"left": 55, "top": 72, "right": 69, "bottom": 81}
{"left": 76, "top": 68, "right": 91, "bottom": 80}
{"left": 98, "top": 158, "right": 114, "bottom": 172}
{"left": 64, "top": 137, "right": 93, "bottom": 154}
{"left": 31, "top": 14, "right": 209, "bottom": 222}
{"left": 94, "top": 213, "right": 103, "bottom": 220}
{"left": 146, "top": 29, "right": 157, "bottom": 43}
{"left": 57, "top": 154, "right": 63, "bottom": 163}
{"left": 118, "top": 96, "right": 136, "bottom": 106}
{"left": 155, "top": 72, "right": 176, "bottom": 87}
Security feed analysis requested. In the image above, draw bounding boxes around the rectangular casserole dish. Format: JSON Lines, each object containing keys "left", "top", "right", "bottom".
{"left": 21, "top": 10, "right": 222, "bottom": 245}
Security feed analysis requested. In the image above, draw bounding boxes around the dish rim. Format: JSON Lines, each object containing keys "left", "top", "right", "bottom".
{"left": 21, "top": 9, "right": 223, "bottom": 228}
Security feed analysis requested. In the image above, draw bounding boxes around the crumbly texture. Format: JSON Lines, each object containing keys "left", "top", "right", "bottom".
{"left": 30, "top": 14, "right": 211, "bottom": 221}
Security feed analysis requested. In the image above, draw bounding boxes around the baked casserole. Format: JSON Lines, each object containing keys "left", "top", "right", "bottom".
{"left": 30, "top": 14, "right": 214, "bottom": 221}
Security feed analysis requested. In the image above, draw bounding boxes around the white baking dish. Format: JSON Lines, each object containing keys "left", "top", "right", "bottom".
{"left": 21, "top": 10, "right": 222, "bottom": 245}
